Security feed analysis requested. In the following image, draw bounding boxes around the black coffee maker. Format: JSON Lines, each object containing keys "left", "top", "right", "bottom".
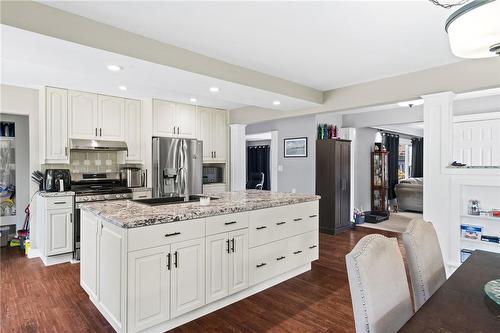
{"left": 44, "top": 169, "right": 72, "bottom": 192}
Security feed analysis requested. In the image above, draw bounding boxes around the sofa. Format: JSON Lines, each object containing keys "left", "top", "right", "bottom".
{"left": 395, "top": 178, "right": 423, "bottom": 212}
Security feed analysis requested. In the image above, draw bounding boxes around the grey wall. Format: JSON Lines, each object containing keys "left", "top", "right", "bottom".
{"left": 246, "top": 115, "right": 316, "bottom": 194}
{"left": 0, "top": 114, "right": 29, "bottom": 230}
{"left": 352, "top": 127, "right": 379, "bottom": 211}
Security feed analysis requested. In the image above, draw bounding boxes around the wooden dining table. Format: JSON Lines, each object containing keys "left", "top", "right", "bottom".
{"left": 400, "top": 250, "right": 500, "bottom": 332}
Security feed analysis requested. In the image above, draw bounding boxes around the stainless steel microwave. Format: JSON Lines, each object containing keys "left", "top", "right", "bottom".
{"left": 202, "top": 166, "right": 223, "bottom": 184}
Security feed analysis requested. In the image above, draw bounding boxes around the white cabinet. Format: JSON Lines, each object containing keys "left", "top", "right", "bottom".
{"left": 98, "top": 95, "right": 125, "bottom": 141}
{"left": 81, "top": 211, "right": 99, "bottom": 300}
{"left": 46, "top": 209, "right": 73, "bottom": 256}
{"left": 153, "top": 99, "right": 196, "bottom": 138}
{"left": 68, "top": 90, "right": 98, "bottom": 140}
{"left": 131, "top": 189, "right": 152, "bottom": 200}
{"left": 196, "top": 107, "right": 227, "bottom": 162}
{"left": 44, "top": 87, "right": 69, "bottom": 163}
{"left": 68, "top": 91, "right": 125, "bottom": 141}
{"left": 170, "top": 237, "right": 205, "bottom": 318}
{"left": 128, "top": 245, "right": 171, "bottom": 332}
{"left": 124, "top": 99, "right": 143, "bottom": 163}
{"left": 206, "top": 229, "right": 248, "bottom": 304}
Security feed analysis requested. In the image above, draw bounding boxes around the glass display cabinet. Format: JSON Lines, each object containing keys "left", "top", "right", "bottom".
{"left": 371, "top": 151, "right": 388, "bottom": 211}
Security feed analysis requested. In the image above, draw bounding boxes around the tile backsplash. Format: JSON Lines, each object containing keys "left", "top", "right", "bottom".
{"left": 43, "top": 151, "right": 121, "bottom": 174}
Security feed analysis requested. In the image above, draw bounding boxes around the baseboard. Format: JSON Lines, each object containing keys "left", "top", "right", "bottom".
{"left": 40, "top": 253, "right": 73, "bottom": 266}
{"left": 27, "top": 247, "right": 41, "bottom": 259}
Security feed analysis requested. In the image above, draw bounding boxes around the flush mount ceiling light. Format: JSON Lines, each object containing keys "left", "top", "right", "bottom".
{"left": 272, "top": 100, "right": 281, "bottom": 106}
{"left": 107, "top": 64, "right": 123, "bottom": 72}
{"left": 433, "top": 0, "right": 500, "bottom": 58}
{"left": 190, "top": 98, "right": 197, "bottom": 103}
{"left": 209, "top": 86, "right": 220, "bottom": 93}
{"left": 118, "top": 85, "right": 127, "bottom": 91}
{"left": 397, "top": 99, "right": 424, "bottom": 108}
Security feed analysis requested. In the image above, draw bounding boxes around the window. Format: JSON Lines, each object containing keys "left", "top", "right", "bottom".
{"left": 398, "top": 138, "right": 412, "bottom": 180}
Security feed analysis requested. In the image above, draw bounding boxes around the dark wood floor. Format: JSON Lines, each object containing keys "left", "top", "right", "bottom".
{"left": 0, "top": 227, "right": 401, "bottom": 332}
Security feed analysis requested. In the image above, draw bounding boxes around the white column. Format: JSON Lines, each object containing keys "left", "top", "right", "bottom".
{"left": 230, "top": 124, "right": 247, "bottom": 191}
{"left": 422, "top": 91, "right": 454, "bottom": 275}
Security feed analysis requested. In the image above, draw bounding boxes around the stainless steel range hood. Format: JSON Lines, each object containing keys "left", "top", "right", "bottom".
{"left": 70, "top": 139, "right": 128, "bottom": 152}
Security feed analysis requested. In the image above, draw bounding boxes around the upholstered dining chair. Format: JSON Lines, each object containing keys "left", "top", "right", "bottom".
{"left": 346, "top": 234, "right": 413, "bottom": 333}
{"left": 402, "top": 218, "right": 446, "bottom": 311}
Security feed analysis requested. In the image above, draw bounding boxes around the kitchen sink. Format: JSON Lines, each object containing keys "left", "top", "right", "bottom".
{"left": 133, "top": 195, "right": 219, "bottom": 206}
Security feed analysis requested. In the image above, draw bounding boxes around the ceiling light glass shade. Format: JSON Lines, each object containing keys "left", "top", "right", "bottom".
{"left": 445, "top": 0, "right": 500, "bottom": 58}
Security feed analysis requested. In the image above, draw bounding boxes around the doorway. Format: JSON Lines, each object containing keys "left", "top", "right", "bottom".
{"left": 245, "top": 131, "right": 278, "bottom": 191}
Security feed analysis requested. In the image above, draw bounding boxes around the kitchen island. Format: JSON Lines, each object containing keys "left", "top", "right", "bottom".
{"left": 79, "top": 190, "right": 320, "bottom": 333}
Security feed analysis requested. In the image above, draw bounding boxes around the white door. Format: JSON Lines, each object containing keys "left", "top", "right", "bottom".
{"left": 98, "top": 95, "right": 125, "bottom": 141}
{"left": 205, "top": 233, "right": 229, "bottom": 303}
{"left": 196, "top": 106, "right": 213, "bottom": 161}
{"left": 128, "top": 245, "right": 170, "bottom": 332}
{"left": 46, "top": 209, "right": 73, "bottom": 256}
{"left": 125, "top": 99, "right": 143, "bottom": 163}
{"left": 153, "top": 99, "right": 176, "bottom": 137}
{"left": 228, "top": 229, "right": 249, "bottom": 295}
{"left": 68, "top": 90, "right": 98, "bottom": 139}
{"left": 175, "top": 103, "right": 196, "bottom": 138}
{"left": 212, "top": 109, "right": 227, "bottom": 162}
{"left": 80, "top": 211, "right": 99, "bottom": 300}
{"left": 45, "top": 87, "right": 69, "bottom": 163}
{"left": 170, "top": 237, "right": 205, "bottom": 318}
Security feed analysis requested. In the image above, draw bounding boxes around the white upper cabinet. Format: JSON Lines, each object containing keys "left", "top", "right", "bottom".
{"left": 153, "top": 99, "right": 196, "bottom": 138}
{"left": 44, "top": 87, "right": 69, "bottom": 163}
{"left": 125, "top": 99, "right": 143, "bottom": 163}
{"left": 98, "top": 95, "right": 125, "bottom": 141}
{"left": 68, "top": 91, "right": 125, "bottom": 141}
{"left": 68, "top": 90, "right": 98, "bottom": 140}
{"left": 196, "top": 107, "right": 227, "bottom": 162}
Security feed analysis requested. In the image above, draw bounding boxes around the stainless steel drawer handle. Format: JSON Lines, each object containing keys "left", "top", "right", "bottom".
{"left": 224, "top": 221, "right": 237, "bottom": 225}
{"left": 309, "top": 245, "right": 317, "bottom": 249}
{"left": 276, "top": 256, "right": 286, "bottom": 261}
{"left": 54, "top": 202, "right": 67, "bottom": 205}
{"left": 276, "top": 221, "right": 286, "bottom": 225}
{"left": 256, "top": 226, "right": 267, "bottom": 230}
{"left": 256, "top": 263, "right": 267, "bottom": 268}
{"left": 293, "top": 250, "right": 303, "bottom": 254}
{"left": 293, "top": 218, "right": 303, "bottom": 221}
{"left": 165, "top": 232, "right": 181, "bottom": 237}
{"left": 309, "top": 214, "right": 318, "bottom": 218}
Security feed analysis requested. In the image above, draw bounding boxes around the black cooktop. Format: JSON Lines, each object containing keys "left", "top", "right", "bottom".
{"left": 72, "top": 177, "right": 131, "bottom": 196}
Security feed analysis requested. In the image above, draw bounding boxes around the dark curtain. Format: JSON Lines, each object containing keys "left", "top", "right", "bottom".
{"left": 411, "top": 138, "right": 424, "bottom": 178}
{"left": 247, "top": 145, "right": 270, "bottom": 190}
{"left": 384, "top": 134, "right": 399, "bottom": 200}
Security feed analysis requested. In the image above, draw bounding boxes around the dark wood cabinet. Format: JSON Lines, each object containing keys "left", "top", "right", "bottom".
{"left": 316, "top": 139, "right": 351, "bottom": 235}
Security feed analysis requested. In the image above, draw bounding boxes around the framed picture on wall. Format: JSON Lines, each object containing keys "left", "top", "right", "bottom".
{"left": 284, "top": 137, "right": 308, "bottom": 158}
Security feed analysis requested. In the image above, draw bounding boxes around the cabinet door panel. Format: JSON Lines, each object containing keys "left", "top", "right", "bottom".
{"left": 196, "top": 106, "right": 213, "bottom": 160}
{"left": 153, "top": 100, "right": 176, "bottom": 137}
{"left": 81, "top": 211, "right": 99, "bottom": 300}
{"left": 45, "top": 87, "right": 69, "bottom": 162}
{"left": 206, "top": 233, "right": 228, "bottom": 303}
{"left": 228, "top": 229, "right": 248, "bottom": 295}
{"left": 340, "top": 142, "right": 351, "bottom": 228}
{"left": 98, "top": 95, "right": 125, "bottom": 141}
{"left": 68, "top": 90, "right": 98, "bottom": 139}
{"left": 170, "top": 238, "right": 205, "bottom": 318}
{"left": 46, "top": 209, "right": 73, "bottom": 256}
{"left": 125, "top": 99, "right": 143, "bottom": 163}
{"left": 212, "top": 109, "right": 227, "bottom": 161}
{"left": 128, "top": 245, "right": 170, "bottom": 332}
{"left": 176, "top": 103, "right": 196, "bottom": 138}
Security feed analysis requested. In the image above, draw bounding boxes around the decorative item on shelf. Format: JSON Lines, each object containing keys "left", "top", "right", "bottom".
{"left": 460, "top": 224, "right": 482, "bottom": 240}
{"left": 481, "top": 235, "right": 500, "bottom": 244}
{"left": 492, "top": 209, "right": 500, "bottom": 218}
{"left": 316, "top": 123, "right": 340, "bottom": 140}
{"left": 468, "top": 199, "right": 481, "bottom": 216}
{"left": 460, "top": 248, "right": 473, "bottom": 263}
{"left": 353, "top": 208, "right": 365, "bottom": 225}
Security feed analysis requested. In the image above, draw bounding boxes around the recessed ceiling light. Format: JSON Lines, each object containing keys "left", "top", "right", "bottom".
{"left": 107, "top": 64, "right": 123, "bottom": 72}
{"left": 273, "top": 100, "right": 281, "bottom": 106}
{"left": 397, "top": 99, "right": 424, "bottom": 108}
{"left": 209, "top": 86, "right": 220, "bottom": 93}
{"left": 190, "top": 98, "right": 197, "bottom": 103}
{"left": 118, "top": 85, "right": 127, "bottom": 91}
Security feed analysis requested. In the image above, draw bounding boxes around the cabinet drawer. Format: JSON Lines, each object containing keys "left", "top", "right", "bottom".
{"left": 249, "top": 239, "right": 285, "bottom": 286}
{"left": 248, "top": 205, "right": 289, "bottom": 248}
{"left": 288, "top": 230, "right": 319, "bottom": 267}
{"left": 132, "top": 190, "right": 152, "bottom": 200}
{"left": 127, "top": 218, "right": 205, "bottom": 252}
{"left": 206, "top": 212, "right": 249, "bottom": 236}
{"left": 288, "top": 201, "right": 319, "bottom": 235}
{"left": 46, "top": 196, "right": 73, "bottom": 210}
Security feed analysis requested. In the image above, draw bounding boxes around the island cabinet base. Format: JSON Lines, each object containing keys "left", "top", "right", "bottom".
{"left": 80, "top": 200, "right": 319, "bottom": 333}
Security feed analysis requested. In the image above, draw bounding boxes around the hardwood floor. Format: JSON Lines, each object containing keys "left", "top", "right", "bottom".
{"left": 0, "top": 227, "right": 401, "bottom": 332}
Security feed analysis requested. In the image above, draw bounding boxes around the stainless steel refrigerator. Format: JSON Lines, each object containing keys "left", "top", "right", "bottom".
{"left": 152, "top": 137, "right": 203, "bottom": 198}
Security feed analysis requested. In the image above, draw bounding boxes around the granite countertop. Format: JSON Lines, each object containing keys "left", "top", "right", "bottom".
{"left": 39, "top": 191, "right": 75, "bottom": 197}
{"left": 80, "top": 190, "right": 320, "bottom": 229}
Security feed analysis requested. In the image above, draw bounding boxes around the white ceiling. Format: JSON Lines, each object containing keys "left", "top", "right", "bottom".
{"left": 40, "top": 0, "right": 462, "bottom": 90}
{"left": 1, "top": 25, "right": 320, "bottom": 111}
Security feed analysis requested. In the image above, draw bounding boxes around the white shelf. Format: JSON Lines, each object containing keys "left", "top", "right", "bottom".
{"left": 460, "top": 238, "right": 500, "bottom": 253}
{"left": 461, "top": 215, "right": 500, "bottom": 222}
